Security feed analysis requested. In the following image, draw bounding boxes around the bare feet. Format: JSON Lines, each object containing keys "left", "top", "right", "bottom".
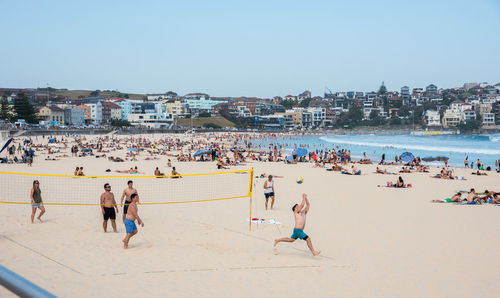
{"left": 274, "top": 239, "right": 278, "bottom": 247}
{"left": 37, "top": 216, "right": 42, "bottom": 222}
{"left": 312, "top": 251, "right": 321, "bottom": 256}
{"left": 122, "top": 239, "right": 128, "bottom": 249}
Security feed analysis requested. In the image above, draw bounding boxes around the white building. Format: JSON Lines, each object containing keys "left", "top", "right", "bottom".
{"left": 461, "top": 110, "right": 476, "bottom": 121}
{"left": 482, "top": 113, "right": 495, "bottom": 126}
{"left": 127, "top": 113, "right": 173, "bottom": 128}
{"left": 424, "top": 110, "right": 441, "bottom": 126}
{"left": 87, "top": 102, "right": 103, "bottom": 124}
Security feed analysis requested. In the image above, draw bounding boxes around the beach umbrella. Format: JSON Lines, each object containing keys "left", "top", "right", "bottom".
{"left": 127, "top": 148, "right": 139, "bottom": 152}
{"left": 295, "top": 148, "right": 308, "bottom": 158}
{"left": 284, "top": 155, "right": 294, "bottom": 163}
{"left": 0, "top": 138, "right": 13, "bottom": 154}
{"left": 400, "top": 152, "right": 415, "bottom": 163}
{"left": 230, "top": 147, "right": 245, "bottom": 152}
{"left": 193, "top": 150, "right": 212, "bottom": 157}
{"left": 422, "top": 157, "right": 436, "bottom": 162}
{"left": 436, "top": 156, "right": 449, "bottom": 161}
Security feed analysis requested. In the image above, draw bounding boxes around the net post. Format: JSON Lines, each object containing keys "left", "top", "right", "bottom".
{"left": 249, "top": 168, "right": 254, "bottom": 231}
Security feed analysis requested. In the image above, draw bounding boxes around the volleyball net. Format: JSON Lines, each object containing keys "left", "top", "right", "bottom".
{"left": 0, "top": 169, "right": 253, "bottom": 206}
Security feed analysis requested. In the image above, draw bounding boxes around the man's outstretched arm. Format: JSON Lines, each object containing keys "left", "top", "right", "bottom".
{"left": 304, "top": 195, "right": 310, "bottom": 213}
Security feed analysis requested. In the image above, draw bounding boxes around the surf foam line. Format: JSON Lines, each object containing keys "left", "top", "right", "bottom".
{"left": 319, "top": 136, "right": 500, "bottom": 155}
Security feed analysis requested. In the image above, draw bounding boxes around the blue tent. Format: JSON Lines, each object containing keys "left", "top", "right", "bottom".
{"left": 193, "top": 150, "right": 212, "bottom": 157}
{"left": 400, "top": 152, "right": 415, "bottom": 163}
{"left": 295, "top": 148, "right": 308, "bottom": 157}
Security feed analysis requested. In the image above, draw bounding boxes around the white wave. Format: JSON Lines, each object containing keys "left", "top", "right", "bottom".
{"left": 319, "top": 136, "right": 500, "bottom": 155}
{"left": 490, "top": 136, "right": 500, "bottom": 142}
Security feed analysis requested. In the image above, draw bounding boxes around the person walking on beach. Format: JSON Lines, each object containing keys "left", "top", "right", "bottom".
{"left": 30, "top": 180, "right": 45, "bottom": 223}
{"left": 120, "top": 180, "right": 137, "bottom": 223}
{"left": 264, "top": 175, "right": 275, "bottom": 210}
{"left": 123, "top": 193, "right": 144, "bottom": 249}
{"left": 100, "top": 183, "right": 118, "bottom": 232}
{"left": 274, "top": 194, "right": 320, "bottom": 256}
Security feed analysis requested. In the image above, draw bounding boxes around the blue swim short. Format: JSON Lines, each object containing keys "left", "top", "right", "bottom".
{"left": 124, "top": 219, "right": 137, "bottom": 234}
{"left": 31, "top": 203, "right": 42, "bottom": 208}
{"left": 291, "top": 228, "right": 308, "bottom": 240}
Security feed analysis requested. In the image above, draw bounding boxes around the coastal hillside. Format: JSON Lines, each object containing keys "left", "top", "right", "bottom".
{"left": 53, "top": 89, "right": 145, "bottom": 100}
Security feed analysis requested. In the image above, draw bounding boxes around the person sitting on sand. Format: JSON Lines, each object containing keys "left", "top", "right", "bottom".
{"left": 466, "top": 188, "right": 481, "bottom": 204}
{"left": 217, "top": 157, "right": 228, "bottom": 169}
{"left": 431, "top": 193, "right": 462, "bottom": 203}
{"left": 171, "top": 167, "right": 182, "bottom": 178}
{"left": 274, "top": 194, "right": 320, "bottom": 256}
{"left": 167, "top": 159, "right": 172, "bottom": 167}
{"left": 342, "top": 166, "right": 360, "bottom": 175}
{"left": 74, "top": 167, "right": 80, "bottom": 175}
{"left": 387, "top": 176, "right": 405, "bottom": 188}
{"left": 78, "top": 167, "right": 85, "bottom": 176}
{"left": 154, "top": 167, "right": 164, "bottom": 176}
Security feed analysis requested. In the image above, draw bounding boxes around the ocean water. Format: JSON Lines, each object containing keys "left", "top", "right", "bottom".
{"left": 251, "top": 133, "right": 500, "bottom": 168}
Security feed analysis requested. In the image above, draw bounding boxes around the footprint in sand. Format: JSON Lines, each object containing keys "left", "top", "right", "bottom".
{"left": 273, "top": 248, "right": 278, "bottom": 255}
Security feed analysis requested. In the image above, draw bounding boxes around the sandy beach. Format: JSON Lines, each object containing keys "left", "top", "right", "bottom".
{"left": 0, "top": 133, "right": 499, "bottom": 297}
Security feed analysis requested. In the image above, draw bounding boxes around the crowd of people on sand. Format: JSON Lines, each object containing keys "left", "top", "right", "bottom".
{"left": 2, "top": 132, "right": 499, "bottom": 236}
{"left": 432, "top": 188, "right": 500, "bottom": 205}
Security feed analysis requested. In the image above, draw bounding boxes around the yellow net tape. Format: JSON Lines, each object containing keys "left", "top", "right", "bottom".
{"left": 0, "top": 169, "right": 253, "bottom": 206}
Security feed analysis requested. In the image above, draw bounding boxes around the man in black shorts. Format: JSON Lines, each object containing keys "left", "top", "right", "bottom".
{"left": 120, "top": 180, "right": 137, "bottom": 223}
{"left": 100, "top": 183, "right": 119, "bottom": 232}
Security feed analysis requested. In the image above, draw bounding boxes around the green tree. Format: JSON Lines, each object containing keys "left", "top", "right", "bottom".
{"left": 1, "top": 96, "right": 10, "bottom": 120}
{"left": 281, "top": 99, "right": 295, "bottom": 109}
{"left": 90, "top": 90, "right": 100, "bottom": 96}
{"left": 299, "top": 98, "right": 312, "bottom": 108}
{"left": 398, "top": 105, "right": 411, "bottom": 117}
{"left": 110, "top": 119, "right": 131, "bottom": 127}
{"left": 13, "top": 93, "right": 38, "bottom": 123}
{"left": 347, "top": 105, "right": 363, "bottom": 121}
{"left": 166, "top": 91, "right": 177, "bottom": 96}
{"left": 204, "top": 123, "right": 221, "bottom": 129}
{"left": 198, "top": 111, "right": 211, "bottom": 117}
{"left": 458, "top": 120, "right": 481, "bottom": 131}
{"left": 378, "top": 82, "right": 387, "bottom": 95}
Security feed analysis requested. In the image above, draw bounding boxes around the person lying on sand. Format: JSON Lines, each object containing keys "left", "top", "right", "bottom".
{"left": 115, "top": 166, "right": 141, "bottom": 174}
{"left": 327, "top": 164, "right": 345, "bottom": 172}
{"left": 387, "top": 176, "right": 405, "bottom": 188}
{"left": 375, "top": 167, "right": 395, "bottom": 175}
{"left": 491, "top": 193, "right": 500, "bottom": 204}
{"left": 471, "top": 170, "right": 487, "bottom": 176}
{"left": 258, "top": 173, "right": 284, "bottom": 178}
{"left": 431, "top": 193, "right": 462, "bottom": 203}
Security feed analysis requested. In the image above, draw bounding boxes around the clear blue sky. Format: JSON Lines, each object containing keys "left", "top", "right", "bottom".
{"left": 1, "top": 0, "right": 499, "bottom": 97}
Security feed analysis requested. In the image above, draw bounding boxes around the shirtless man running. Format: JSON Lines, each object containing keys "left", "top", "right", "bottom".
{"left": 274, "top": 193, "right": 320, "bottom": 256}
{"left": 100, "top": 183, "right": 119, "bottom": 232}
{"left": 120, "top": 180, "right": 137, "bottom": 223}
{"left": 123, "top": 193, "right": 144, "bottom": 249}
